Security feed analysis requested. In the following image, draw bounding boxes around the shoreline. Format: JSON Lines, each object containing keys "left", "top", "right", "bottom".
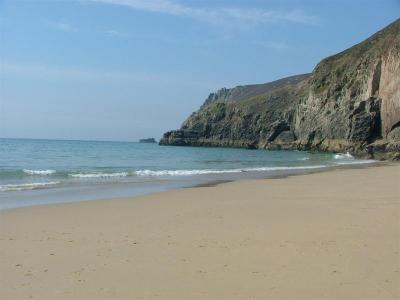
{"left": 190, "top": 160, "right": 387, "bottom": 189}
{"left": 1, "top": 163, "right": 399, "bottom": 299}
{"left": 0, "top": 160, "right": 384, "bottom": 212}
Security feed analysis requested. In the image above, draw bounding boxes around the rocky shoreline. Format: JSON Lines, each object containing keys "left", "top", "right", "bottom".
{"left": 160, "top": 19, "right": 400, "bottom": 160}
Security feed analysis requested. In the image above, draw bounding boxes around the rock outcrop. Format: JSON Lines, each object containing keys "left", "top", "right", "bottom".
{"left": 139, "top": 138, "right": 157, "bottom": 143}
{"left": 160, "top": 19, "right": 400, "bottom": 160}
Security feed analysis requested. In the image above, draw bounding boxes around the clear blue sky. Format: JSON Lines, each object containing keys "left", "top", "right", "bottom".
{"left": 0, "top": 0, "right": 398, "bottom": 141}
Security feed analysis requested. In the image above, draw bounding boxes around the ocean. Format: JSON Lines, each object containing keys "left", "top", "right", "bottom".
{"left": 0, "top": 138, "right": 374, "bottom": 209}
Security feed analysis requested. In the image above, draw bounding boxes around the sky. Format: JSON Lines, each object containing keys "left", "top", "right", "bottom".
{"left": 0, "top": 0, "right": 399, "bottom": 141}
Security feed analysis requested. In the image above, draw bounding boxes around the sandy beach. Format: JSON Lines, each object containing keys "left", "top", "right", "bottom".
{"left": 1, "top": 164, "right": 399, "bottom": 299}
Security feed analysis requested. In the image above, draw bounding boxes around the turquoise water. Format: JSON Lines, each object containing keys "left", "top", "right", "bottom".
{"left": 0, "top": 138, "right": 372, "bottom": 209}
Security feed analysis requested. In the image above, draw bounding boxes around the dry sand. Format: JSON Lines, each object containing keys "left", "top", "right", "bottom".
{"left": 1, "top": 164, "right": 399, "bottom": 299}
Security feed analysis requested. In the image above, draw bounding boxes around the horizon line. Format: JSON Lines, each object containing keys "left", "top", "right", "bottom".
{"left": 0, "top": 137, "right": 159, "bottom": 144}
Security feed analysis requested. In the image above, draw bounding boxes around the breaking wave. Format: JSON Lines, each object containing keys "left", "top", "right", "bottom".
{"left": 298, "top": 157, "right": 310, "bottom": 161}
{"left": 23, "top": 169, "right": 56, "bottom": 175}
{"left": 0, "top": 181, "right": 60, "bottom": 192}
{"left": 69, "top": 172, "right": 130, "bottom": 178}
{"left": 135, "top": 165, "right": 327, "bottom": 177}
{"left": 333, "top": 152, "right": 354, "bottom": 160}
{"left": 20, "top": 165, "right": 330, "bottom": 180}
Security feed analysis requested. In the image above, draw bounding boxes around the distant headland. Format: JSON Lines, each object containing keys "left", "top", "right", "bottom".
{"left": 139, "top": 138, "right": 157, "bottom": 143}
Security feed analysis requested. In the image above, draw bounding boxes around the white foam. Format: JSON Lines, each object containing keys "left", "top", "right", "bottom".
{"left": 0, "top": 181, "right": 60, "bottom": 192}
{"left": 334, "top": 159, "right": 376, "bottom": 165}
{"left": 135, "top": 169, "right": 239, "bottom": 176}
{"left": 242, "top": 165, "right": 327, "bottom": 172}
{"left": 298, "top": 157, "right": 310, "bottom": 161}
{"left": 23, "top": 169, "right": 56, "bottom": 175}
{"left": 135, "top": 165, "right": 327, "bottom": 177}
{"left": 69, "top": 172, "right": 129, "bottom": 178}
{"left": 334, "top": 152, "right": 354, "bottom": 160}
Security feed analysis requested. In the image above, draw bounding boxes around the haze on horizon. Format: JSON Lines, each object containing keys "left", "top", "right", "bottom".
{"left": 0, "top": 0, "right": 399, "bottom": 142}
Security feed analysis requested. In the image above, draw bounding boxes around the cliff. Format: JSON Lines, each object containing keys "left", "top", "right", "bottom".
{"left": 160, "top": 19, "right": 400, "bottom": 160}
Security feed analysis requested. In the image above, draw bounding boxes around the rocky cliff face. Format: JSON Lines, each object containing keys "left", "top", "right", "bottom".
{"left": 161, "top": 74, "right": 310, "bottom": 149}
{"left": 160, "top": 19, "right": 400, "bottom": 160}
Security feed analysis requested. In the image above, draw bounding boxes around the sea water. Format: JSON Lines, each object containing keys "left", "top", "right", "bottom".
{"left": 0, "top": 138, "right": 374, "bottom": 209}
